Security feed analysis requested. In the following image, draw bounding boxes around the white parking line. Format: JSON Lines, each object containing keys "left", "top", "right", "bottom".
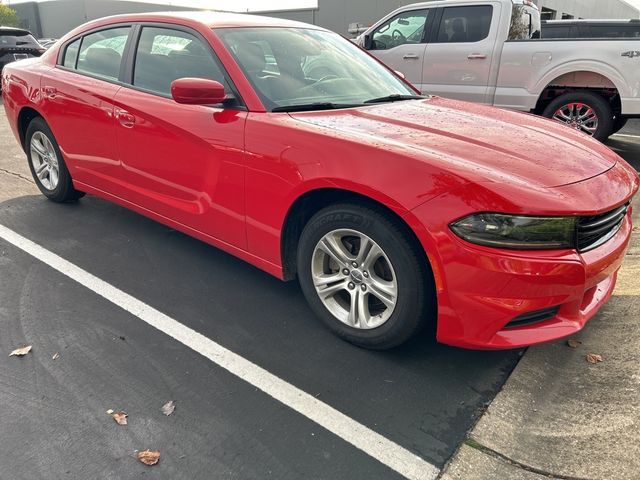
{"left": 0, "top": 223, "right": 439, "bottom": 480}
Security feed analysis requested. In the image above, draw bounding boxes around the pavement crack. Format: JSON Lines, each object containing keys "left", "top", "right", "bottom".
{"left": 463, "top": 438, "right": 596, "bottom": 480}
{"left": 0, "top": 167, "right": 33, "bottom": 184}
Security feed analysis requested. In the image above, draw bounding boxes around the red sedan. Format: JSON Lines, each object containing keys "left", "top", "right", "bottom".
{"left": 2, "top": 12, "right": 638, "bottom": 350}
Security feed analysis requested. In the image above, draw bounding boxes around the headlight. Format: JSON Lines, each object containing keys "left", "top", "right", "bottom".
{"left": 450, "top": 213, "right": 576, "bottom": 250}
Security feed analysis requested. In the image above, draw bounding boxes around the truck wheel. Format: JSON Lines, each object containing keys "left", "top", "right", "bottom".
{"left": 542, "top": 92, "right": 613, "bottom": 142}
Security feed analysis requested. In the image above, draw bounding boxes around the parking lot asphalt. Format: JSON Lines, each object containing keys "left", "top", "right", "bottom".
{"left": 0, "top": 115, "right": 638, "bottom": 480}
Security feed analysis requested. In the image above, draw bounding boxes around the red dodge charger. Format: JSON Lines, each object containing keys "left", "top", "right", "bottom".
{"left": 3, "top": 12, "right": 638, "bottom": 349}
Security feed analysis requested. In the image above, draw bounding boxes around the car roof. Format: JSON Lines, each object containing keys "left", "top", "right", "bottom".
{"left": 0, "top": 25, "right": 33, "bottom": 34}
{"left": 90, "top": 10, "right": 326, "bottom": 30}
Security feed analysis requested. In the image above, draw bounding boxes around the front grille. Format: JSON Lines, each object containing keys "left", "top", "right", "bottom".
{"left": 577, "top": 203, "right": 629, "bottom": 252}
{"left": 504, "top": 306, "right": 560, "bottom": 329}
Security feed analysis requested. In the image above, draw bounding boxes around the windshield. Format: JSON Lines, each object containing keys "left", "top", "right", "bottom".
{"left": 509, "top": 2, "right": 541, "bottom": 40}
{"left": 215, "top": 27, "right": 417, "bottom": 111}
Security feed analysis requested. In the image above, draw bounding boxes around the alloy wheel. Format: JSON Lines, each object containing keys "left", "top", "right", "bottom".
{"left": 552, "top": 102, "right": 599, "bottom": 136}
{"left": 30, "top": 131, "right": 60, "bottom": 190}
{"left": 311, "top": 229, "right": 398, "bottom": 329}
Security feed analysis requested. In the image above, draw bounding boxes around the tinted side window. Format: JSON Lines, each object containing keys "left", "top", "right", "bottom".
{"left": 371, "top": 10, "right": 430, "bottom": 50}
{"left": 133, "top": 27, "right": 228, "bottom": 96}
{"left": 63, "top": 38, "right": 80, "bottom": 68}
{"left": 542, "top": 25, "right": 570, "bottom": 38}
{"left": 436, "top": 6, "right": 493, "bottom": 43}
{"left": 588, "top": 25, "right": 640, "bottom": 38}
{"left": 77, "top": 27, "right": 130, "bottom": 81}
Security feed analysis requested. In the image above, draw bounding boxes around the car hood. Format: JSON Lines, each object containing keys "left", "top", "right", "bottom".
{"left": 289, "top": 97, "right": 618, "bottom": 188}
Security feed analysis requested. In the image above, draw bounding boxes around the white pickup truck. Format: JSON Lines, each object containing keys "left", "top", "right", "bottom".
{"left": 355, "top": 0, "right": 640, "bottom": 141}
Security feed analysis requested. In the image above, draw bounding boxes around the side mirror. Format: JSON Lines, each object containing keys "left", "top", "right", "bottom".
{"left": 364, "top": 34, "right": 372, "bottom": 50}
{"left": 171, "top": 78, "right": 226, "bottom": 105}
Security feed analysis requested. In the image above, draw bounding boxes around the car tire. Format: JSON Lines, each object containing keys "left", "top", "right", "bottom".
{"left": 297, "top": 203, "right": 435, "bottom": 350}
{"left": 611, "top": 116, "right": 628, "bottom": 135}
{"left": 26, "top": 117, "right": 84, "bottom": 202}
{"left": 542, "top": 91, "right": 613, "bottom": 142}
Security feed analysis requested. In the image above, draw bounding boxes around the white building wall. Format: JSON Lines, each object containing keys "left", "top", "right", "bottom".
{"left": 535, "top": 0, "right": 639, "bottom": 19}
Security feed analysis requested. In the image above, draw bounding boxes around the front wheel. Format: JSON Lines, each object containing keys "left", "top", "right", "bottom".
{"left": 297, "top": 203, "right": 435, "bottom": 350}
{"left": 542, "top": 91, "right": 613, "bottom": 142}
{"left": 25, "top": 117, "right": 84, "bottom": 202}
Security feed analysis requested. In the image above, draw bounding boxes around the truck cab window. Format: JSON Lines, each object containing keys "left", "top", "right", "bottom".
{"left": 371, "top": 10, "right": 430, "bottom": 50}
{"left": 436, "top": 6, "right": 493, "bottom": 43}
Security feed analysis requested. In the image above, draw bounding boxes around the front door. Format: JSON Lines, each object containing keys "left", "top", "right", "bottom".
{"left": 113, "top": 26, "right": 247, "bottom": 248}
{"left": 422, "top": 3, "right": 500, "bottom": 104}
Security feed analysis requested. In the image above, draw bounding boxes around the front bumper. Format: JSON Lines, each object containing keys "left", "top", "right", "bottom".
{"left": 409, "top": 165, "right": 638, "bottom": 350}
{"left": 433, "top": 211, "right": 630, "bottom": 350}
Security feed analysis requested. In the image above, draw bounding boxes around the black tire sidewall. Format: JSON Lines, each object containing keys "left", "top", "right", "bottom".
{"left": 542, "top": 91, "right": 613, "bottom": 142}
{"left": 297, "top": 204, "right": 433, "bottom": 349}
{"left": 25, "top": 117, "right": 81, "bottom": 202}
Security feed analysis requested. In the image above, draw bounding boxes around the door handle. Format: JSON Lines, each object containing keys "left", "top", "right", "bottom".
{"left": 42, "top": 86, "right": 57, "bottom": 98}
{"left": 467, "top": 54, "right": 487, "bottom": 60}
{"left": 115, "top": 108, "right": 135, "bottom": 128}
{"left": 402, "top": 54, "right": 420, "bottom": 60}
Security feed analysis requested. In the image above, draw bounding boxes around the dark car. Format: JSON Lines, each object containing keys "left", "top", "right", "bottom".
{"left": 542, "top": 19, "right": 640, "bottom": 39}
{"left": 0, "top": 26, "right": 45, "bottom": 71}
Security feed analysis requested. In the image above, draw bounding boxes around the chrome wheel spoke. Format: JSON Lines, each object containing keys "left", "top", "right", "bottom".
{"left": 313, "top": 271, "right": 345, "bottom": 288}
{"left": 318, "top": 234, "right": 352, "bottom": 266}
{"left": 49, "top": 167, "right": 59, "bottom": 188}
{"left": 361, "top": 243, "right": 383, "bottom": 271}
{"left": 35, "top": 162, "right": 48, "bottom": 177}
{"left": 31, "top": 138, "right": 47, "bottom": 158}
{"left": 368, "top": 277, "right": 397, "bottom": 309}
{"left": 553, "top": 109, "right": 572, "bottom": 122}
{"left": 347, "top": 289, "right": 369, "bottom": 328}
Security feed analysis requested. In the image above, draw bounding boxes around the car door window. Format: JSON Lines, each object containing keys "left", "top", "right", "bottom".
{"left": 133, "top": 26, "right": 229, "bottom": 97}
{"left": 76, "top": 27, "right": 130, "bottom": 80}
{"left": 436, "top": 6, "right": 493, "bottom": 43}
{"left": 63, "top": 38, "right": 81, "bottom": 68}
{"left": 371, "top": 10, "right": 430, "bottom": 50}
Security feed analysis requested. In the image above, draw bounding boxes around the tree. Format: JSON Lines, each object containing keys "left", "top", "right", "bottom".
{"left": 0, "top": 5, "right": 20, "bottom": 28}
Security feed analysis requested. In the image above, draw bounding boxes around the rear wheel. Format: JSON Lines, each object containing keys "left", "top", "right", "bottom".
{"left": 542, "top": 91, "right": 613, "bottom": 142}
{"left": 26, "top": 117, "right": 84, "bottom": 202}
{"left": 297, "top": 203, "right": 435, "bottom": 350}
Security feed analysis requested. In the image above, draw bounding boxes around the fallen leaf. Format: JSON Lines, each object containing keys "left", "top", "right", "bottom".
{"left": 9, "top": 345, "right": 32, "bottom": 357}
{"left": 586, "top": 353, "right": 603, "bottom": 364}
{"left": 567, "top": 340, "right": 582, "bottom": 348}
{"left": 111, "top": 411, "right": 128, "bottom": 425}
{"left": 52, "top": 352, "right": 60, "bottom": 360}
{"left": 161, "top": 401, "right": 175, "bottom": 416}
{"left": 106, "top": 409, "right": 114, "bottom": 415}
{"left": 137, "top": 450, "right": 160, "bottom": 466}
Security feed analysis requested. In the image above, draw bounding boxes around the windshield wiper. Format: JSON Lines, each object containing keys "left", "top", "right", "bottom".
{"left": 364, "top": 94, "right": 426, "bottom": 104}
{"left": 271, "top": 102, "right": 362, "bottom": 112}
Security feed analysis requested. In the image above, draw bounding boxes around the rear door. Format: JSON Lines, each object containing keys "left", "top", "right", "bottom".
{"left": 422, "top": 3, "right": 500, "bottom": 103}
{"left": 112, "top": 25, "right": 247, "bottom": 248}
{"left": 366, "top": 8, "right": 435, "bottom": 90}
{"left": 41, "top": 26, "right": 132, "bottom": 188}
